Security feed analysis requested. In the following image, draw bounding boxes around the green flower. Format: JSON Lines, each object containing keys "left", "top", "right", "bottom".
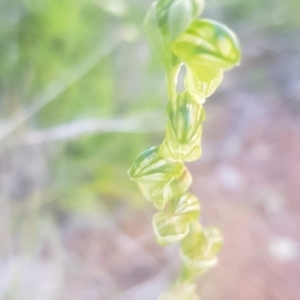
{"left": 181, "top": 223, "right": 223, "bottom": 275}
{"left": 144, "top": 0, "right": 205, "bottom": 99}
{"left": 160, "top": 91, "right": 205, "bottom": 162}
{"left": 153, "top": 193, "right": 200, "bottom": 245}
{"left": 128, "top": 145, "right": 191, "bottom": 210}
{"left": 173, "top": 19, "right": 241, "bottom": 101}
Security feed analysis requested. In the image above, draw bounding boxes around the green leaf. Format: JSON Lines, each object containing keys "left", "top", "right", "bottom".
{"left": 180, "top": 223, "right": 223, "bottom": 274}
{"left": 173, "top": 19, "right": 241, "bottom": 70}
{"left": 153, "top": 193, "right": 200, "bottom": 245}
{"left": 128, "top": 145, "right": 186, "bottom": 210}
{"left": 160, "top": 91, "right": 205, "bottom": 162}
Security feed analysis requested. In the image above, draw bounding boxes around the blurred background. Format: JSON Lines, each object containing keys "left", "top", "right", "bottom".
{"left": 0, "top": 0, "right": 300, "bottom": 299}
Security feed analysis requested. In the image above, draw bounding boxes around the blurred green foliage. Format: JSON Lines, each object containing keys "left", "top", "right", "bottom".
{"left": 1, "top": 0, "right": 164, "bottom": 212}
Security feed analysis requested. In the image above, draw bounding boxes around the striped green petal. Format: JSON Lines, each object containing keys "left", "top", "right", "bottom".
{"left": 160, "top": 91, "right": 205, "bottom": 162}
{"left": 156, "top": 0, "right": 205, "bottom": 44}
{"left": 180, "top": 223, "right": 223, "bottom": 274}
{"left": 144, "top": 0, "right": 205, "bottom": 98}
{"left": 137, "top": 167, "right": 192, "bottom": 210}
{"left": 128, "top": 145, "right": 183, "bottom": 183}
{"left": 128, "top": 145, "right": 191, "bottom": 210}
{"left": 173, "top": 19, "right": 241, "bottom": 70}
{"left": 184, "top": 65, "right": 223, "bottom": 101}
{"left": 153, "top": 193, "right": 200, "bottom": 245}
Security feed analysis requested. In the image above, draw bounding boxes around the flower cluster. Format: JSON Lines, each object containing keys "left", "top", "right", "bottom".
{"left": 128, "top": 0, "right": 241, "bottom": 296}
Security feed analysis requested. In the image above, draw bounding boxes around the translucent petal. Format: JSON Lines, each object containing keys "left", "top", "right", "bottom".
{"left": 156, "top": 0, "right": 205, "bottom": 43}
{"left": 153, "top": 193, "right": 200, "bottom": 245}
{"left": 184, "top": 65, "right": 224, "bottom": 100}
{"left": 128, "top": 145, "right": 183, "bottom": 183}
{"left": 160, "top": 92, "right": 205, "bottom": 162}
{"left": 173, "top": 19, "right": 241, "bottom": 70}
{"left": 144, "top": 0, "right": 204, "bottom": 84}
{"left": 128, "top": 146, "right": 192, "bottom": 210}
{"left": 169, "top": 167, "right": 192, "bottom": 197}
{"left": 144, "top": 2, "right": 172, "bottom": 70}
{"left": 181, "top": 223, "right": 223, "bottom": 274}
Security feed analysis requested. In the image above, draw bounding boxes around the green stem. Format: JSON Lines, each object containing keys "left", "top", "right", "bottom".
{"left": 178, "top": 265, "right": 197, "bottom": 283}
{"left": 166, "top": 63, "right": 181, "bottom": 100}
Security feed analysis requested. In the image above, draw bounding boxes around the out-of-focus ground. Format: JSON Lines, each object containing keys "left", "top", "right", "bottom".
{"left": 0, "top": 0, "right": 300, "bottom": 299}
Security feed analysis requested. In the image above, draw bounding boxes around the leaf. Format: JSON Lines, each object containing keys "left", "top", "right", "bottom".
{"left": 160, "top": 91, "right": 205, "bottom": 161}
{"left": 180, "top": 223, "right": 223, "bottom": 274}
{"left": 173, "top": 19, "right": 241, "bottom": 71}
{"left": 128, "top": 145, "right": 186, "bottom": 210}
{"left": 153, "top": 193, "right": 200, "bottom": 245}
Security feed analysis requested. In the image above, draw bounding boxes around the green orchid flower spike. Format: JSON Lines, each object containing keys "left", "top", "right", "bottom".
{"left": 160, "top": 91, "right": 205, "bottom": 162}
{"left": 128, "top": 0, "right": 241, "bottom": 298}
